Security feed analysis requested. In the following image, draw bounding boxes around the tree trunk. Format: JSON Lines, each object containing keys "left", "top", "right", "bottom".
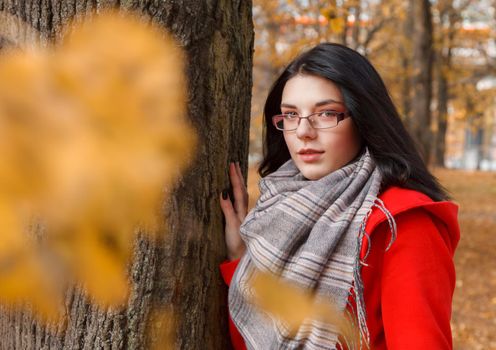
{"left": 400, "top": 0, "right": 413, "bottom": 123}
{"left": 0, "top": 1, "right": 253, "bottom": 349}
{"left": 410, "top": 0, "right": 433, "bottom": 162}
{"left": 434, "top": 3, "right": 456, "bottom": 168}
{"left": 350, "top": 1, "right": 361, "bottom": 50}
{"left": 435, "top": 53, "right": 449, "bottom": 167}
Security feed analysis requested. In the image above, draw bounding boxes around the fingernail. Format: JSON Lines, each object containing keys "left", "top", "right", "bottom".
{"left": 222, "top": 189, "right": 229, "bottom": 200}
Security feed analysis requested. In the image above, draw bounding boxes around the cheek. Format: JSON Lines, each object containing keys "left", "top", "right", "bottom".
{"left": 322, "top": 127, "right": 361, "bottom": 157}
{"left": 321, "top": 130, "right": 350, "bottom": 149}
{"left": 283, "top": 133, "right": 298, "bottom": 153}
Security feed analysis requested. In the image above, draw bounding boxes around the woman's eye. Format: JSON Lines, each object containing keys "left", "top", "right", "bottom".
{"left": 283, "top": 112, "right": 298, "bottom": 118}
{"left": 320, "top": 110, "right": 337, "bottom": 118}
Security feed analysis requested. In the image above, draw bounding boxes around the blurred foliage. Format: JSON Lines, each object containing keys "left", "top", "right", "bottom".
{"left": 0, "top": 11, "right": 196, "bottom": 321}
{"left": 249, "top": 269, "right": 361, "bottom": 348}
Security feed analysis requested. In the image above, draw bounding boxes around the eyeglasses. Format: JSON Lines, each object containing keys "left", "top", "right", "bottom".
{"left": 272, "top": 110, "right": 351, "bottom": 131}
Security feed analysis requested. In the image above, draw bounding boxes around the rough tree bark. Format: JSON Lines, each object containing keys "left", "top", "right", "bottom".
{"left": 410, "top": 0, "right": 433, "bottom": 162}
{"left": 0, "top": 1, "right": 253, "bottom": 349}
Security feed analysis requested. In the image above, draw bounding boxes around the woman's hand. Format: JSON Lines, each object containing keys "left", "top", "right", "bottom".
{"left": 220, "top": 161, "right": 248, "bottom": 261}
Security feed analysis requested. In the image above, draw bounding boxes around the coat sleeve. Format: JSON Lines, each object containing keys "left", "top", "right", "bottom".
{"left": 380, "top": 208, "right": 456, "bottom": 349}
{"left": 220, "top": 258, "right": 247, "bottom": 350}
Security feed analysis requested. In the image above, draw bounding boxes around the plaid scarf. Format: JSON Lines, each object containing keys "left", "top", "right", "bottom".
{"left": 228, "top": 148, "right": 397, "bottom": 350}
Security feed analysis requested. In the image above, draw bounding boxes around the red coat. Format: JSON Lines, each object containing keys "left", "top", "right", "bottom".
{"left": 219, "top": 186, "right": 460, "bottom": 350}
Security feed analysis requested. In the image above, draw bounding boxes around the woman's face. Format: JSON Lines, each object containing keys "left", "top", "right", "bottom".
{"left": 280, "top": 74, "right": 362, "bottom": 180}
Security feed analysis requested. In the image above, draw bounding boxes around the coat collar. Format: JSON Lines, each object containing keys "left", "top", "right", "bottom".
{"left": 362, "top": 186, "right": 460, "bottom": 257}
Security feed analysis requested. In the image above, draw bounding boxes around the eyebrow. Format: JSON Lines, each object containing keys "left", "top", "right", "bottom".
{"left": 280, "top": 99, "right": 344, "bottom": 109}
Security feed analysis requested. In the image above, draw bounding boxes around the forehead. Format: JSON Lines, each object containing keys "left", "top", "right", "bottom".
{"left": 281, "top": 74, "right": 343, "bottom": 106}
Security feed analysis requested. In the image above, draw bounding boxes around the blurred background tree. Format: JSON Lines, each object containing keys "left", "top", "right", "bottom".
{"left": 0, "top": 1, "right": 253, "bottom": 349}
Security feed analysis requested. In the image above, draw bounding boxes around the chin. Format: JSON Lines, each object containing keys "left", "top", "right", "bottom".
{"left": 300, "top": 168, "right": 329, "bottom": 181}
{"left": 296, "top": 159, "right": 341, "bottom": 180}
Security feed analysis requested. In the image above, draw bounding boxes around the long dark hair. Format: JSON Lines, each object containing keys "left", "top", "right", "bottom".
{"left": 258, "top": 42, "right": 450, "bottom": 202}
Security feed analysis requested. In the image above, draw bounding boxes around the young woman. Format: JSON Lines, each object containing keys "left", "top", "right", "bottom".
{"left": 219, "top": 43, "right": 460, "bottom": 350}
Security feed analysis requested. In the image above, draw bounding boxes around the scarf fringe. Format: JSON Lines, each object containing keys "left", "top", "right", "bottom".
{"left": 373, "top": 198, "right": 398, "bottom": 251}
{"left": 350, "top": 196, "right": 398, "bottom": 350}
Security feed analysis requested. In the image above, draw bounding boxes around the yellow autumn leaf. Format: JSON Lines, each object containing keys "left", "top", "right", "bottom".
{"left": 321, "top": 6, "right": 337, "bottom": 20}
{"left": 249, "top": 270, "right": 360, "bottom": 345}
{"left": 330, "top": 17, "right": 346, "bottom": 34}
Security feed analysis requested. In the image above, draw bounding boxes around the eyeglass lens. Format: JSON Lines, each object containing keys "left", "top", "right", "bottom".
{"left": 274, "top": 113, "right": 339, "bottom": 130}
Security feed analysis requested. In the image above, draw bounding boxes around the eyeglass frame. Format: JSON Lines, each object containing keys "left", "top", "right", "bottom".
{"left": 271, "top": 110, "right": 352, "bottom": 131}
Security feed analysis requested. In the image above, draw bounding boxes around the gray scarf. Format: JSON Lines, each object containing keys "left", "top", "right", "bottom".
{"left": 228, "top": 148, "right": 397, "bottom": 350}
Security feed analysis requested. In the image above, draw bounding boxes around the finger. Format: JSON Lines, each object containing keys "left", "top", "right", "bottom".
{"left": 236, "top": 162, "right": 248, "bottom": 197}
{"left": 235, "top": 162, "right": 249, "bottom": 206}
{"left": 229, "top": 162, "right": 242, "bottom": 189}
{"left": 219, "top": 191, "right": 237, "bottom": 222}
{"left": 235, "top": 162, "right": 246, "bottom": 189}
{"left": 230, "top": 163, "right": 246, "bottom": 215}
{"left": 229, "top": 162, "right": 244, "bottom": 198}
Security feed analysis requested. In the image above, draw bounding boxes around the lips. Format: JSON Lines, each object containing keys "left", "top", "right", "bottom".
{"left": 297, "top": 148, "right": 325, "bottom": 155}
{"left": 297, "top": 149, "right": 324, "bottom": 162}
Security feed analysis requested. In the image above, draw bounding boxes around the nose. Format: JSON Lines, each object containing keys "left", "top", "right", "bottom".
{"left": 295, "top": 117, "right": 317, "bottom": 140}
